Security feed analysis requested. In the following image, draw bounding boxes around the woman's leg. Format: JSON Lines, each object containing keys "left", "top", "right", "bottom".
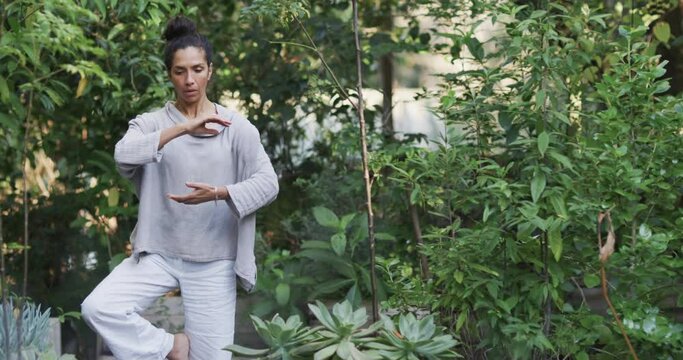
{"left": 81, "top": 254, "right": 180, "bottom": 360}
{"left": 179, "top": 259, "right": 237, "bottom": 360}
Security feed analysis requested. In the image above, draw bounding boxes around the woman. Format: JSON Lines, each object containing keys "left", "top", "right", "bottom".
{"left": 81, "top": 16, "right": 279, "bottom": 360}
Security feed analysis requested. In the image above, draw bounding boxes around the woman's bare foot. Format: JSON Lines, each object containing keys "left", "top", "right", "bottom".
{"left": 167, "top": 333, "right": 190, "bottom": 360}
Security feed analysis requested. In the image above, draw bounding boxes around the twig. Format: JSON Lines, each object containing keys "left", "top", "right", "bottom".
{"left": 268, "top": 40, "right": 317, "bottom": 52}
{"left": 570, "top": 276, "right": 587, "bottom": 307}
{"left": 351, "top": 0, "right": 378, "bottom": 323}
{"left": 292, "top": 15, "right": 360, "bottom": 114}
{"left": 31, "top": 68, "right": 65, "bottom": 84}
{"left": 0, "top": 0, "right": 7, "bottom": 38}
{"left": 20, "top": 3, "right": 43, "bottom": 23}
{"left": 598, "top": 211, "right": 639, "bottom": 360}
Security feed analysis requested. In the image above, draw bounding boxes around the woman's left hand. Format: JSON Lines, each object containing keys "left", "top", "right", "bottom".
{"left": 167, "top": 182, "right": 221, "bottom": 204}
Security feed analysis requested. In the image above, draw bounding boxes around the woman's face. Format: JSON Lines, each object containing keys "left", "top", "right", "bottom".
{"left": 169, "top": 46, "right": 212, "bottom": 104}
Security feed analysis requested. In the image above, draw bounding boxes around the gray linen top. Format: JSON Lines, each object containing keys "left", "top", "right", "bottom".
{"left": 114, "top": 101, "right": 279, "bottom": 291}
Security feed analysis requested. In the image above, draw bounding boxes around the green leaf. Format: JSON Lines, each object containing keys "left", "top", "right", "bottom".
{"left": 654, "top": 81, "right": 670, "bottom": 94}
{"left": 535, "top": 89, "right": 546, "bottom": 109}
{"left": 107, "top": 188, "right": 119, "bottom": 207}
{"left": 0, "top": 76, "right": 9, "bottom": 103}
{"left": 498, "top": 111, "right": 512, "bottom": 130}
{"left": 313, "top": 206, "right": 340, "bottom": 228}
{"left": 107, "top": 23, "right": 126, "bottom": 40}
{"left": 345, "top": 284, "right": 361, "bottom": 308}
{"left": 548, "top": 225, "right": 562, "bottom": 262}
{"left": 549, "top": 194, "right": 568, "bottom": 219}
{"left": 0, "top": 112, "right": 18, "bottom": 131}
{"left": 455, "top": 310, "right": 467, "bottom": 331}
{"left": 618, "top": 26, "right": 629, "bottom": 38}
{"left": 583, "top": 273, "right": 600, "bottom": 288}
{"left": 531, "top": 172, "right": 546, "bottom": 203}
{"left": 530, "top": 10, "right": 547, "bottom": 19}
{"left": 108, "top": 253, "right": 126, "bottom": 272}
{"left": 339, "top": 213, "right": 356, "bottom": 230}
{"left": 223, "top": 344, "right": 270, "bottom": 356}
{"left": 275, "top": 283, "right": 291, "bottom": 306}
{"left": 466, "top": 36, "right": 484, "bottom": 61}
{"left": 470, "top": 264, "right": 499, "bottom": 277}
{"left": 576, "top": 352, "right": 589, "bottom": 360}
{"left": 410, "top": 185, "right": 420, "bottom": 204}
{"left": 483, "top": 204, "right": 492, "bottom": 222}
{"left": 454, "top": 270, "right": 464, "bottom": 284}
{"left": 537, "top": 132, "right": 549, "bottom": 156}
{"left": 548, "top": 151, "right": 574, "bottom": 170}
{"left": 314, "top": 344, "right": 337, "bottom": 360}
{"left": 653, "top": 22, "right": 671, "bottom": 43}
{"left": 486, "top": 282, "right": 499, "bottom": 298}
{"left": 331, "top": 233, "right": 347, "bottom": 256}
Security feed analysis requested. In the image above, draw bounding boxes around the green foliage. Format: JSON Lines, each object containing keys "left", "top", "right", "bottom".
{"left": 3, "top": 0, "right": 683, "bottom": 358}
{"left": 241, "top": 0, "right": 310, "bottom": 27}
{"left": 375, "top": 1, "right": 683, "bottom": 359}
{"left": 0, "top": 0, "right": 187, "bottom": 356}
{"left": 254, "top": 206, "right": 390, "bottom": 318}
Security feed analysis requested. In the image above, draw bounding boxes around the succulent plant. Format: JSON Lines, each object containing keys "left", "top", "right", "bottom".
{"left": 306, "top": 300, "right": 382, "bottom": 360}
{"left": 367, "top": 313, "right": 460, "bottom": 359}
{"left": 227, "top": 300, "right": 461, "bottom": 360}
{"left": 225, "top": 314, "right": 319, "bottom": 360}
{"left": 0, "top": 299, "right": 75, "bottom": 360}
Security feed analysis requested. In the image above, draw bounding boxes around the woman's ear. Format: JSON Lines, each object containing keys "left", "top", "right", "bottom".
{"left": 208, "top": 64, "right": 213, "bottom": 81}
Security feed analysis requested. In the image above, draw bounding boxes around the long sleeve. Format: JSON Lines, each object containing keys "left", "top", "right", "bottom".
{"left": 225, "top": 123, "right": 279, "bottom": 219}
{"left": 114, "top": 116, "right": 164, "bottom": 179}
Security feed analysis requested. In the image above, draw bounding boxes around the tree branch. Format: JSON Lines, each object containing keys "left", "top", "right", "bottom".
{"left": 598, "top": 211, "right": 639, "bottom": 360}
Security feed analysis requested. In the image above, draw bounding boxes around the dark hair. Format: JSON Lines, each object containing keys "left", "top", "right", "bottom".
{"left": 162, "top": 16, "right": 213, "bottom": 70}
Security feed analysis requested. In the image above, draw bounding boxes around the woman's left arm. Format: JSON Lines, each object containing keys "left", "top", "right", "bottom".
{"left": 224, "top": 124, "right": 279, "bottom": 218}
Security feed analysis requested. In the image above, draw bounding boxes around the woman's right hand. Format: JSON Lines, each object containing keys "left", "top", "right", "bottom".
{"left": 158, "top": 115, "right": 232, "bottom": 150}
{"left": 182, "top": 115, "right": 232, "bottom": 136}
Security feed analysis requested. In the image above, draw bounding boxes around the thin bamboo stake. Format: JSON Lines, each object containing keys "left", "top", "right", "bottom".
{"left": 16, "top": 88, "right": 34, "bottom": 358}
{"left": 352, "top": 0, "right": 379, "bottom": 322}
{"left": 407, "top": 193, "right": 429, "bottom": 279}
{"left": 0, "top": 213, "right": 10, "bottom": 356}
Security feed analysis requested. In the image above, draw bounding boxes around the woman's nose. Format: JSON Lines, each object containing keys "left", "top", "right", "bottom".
{"left": 185, "top": 73, "right": 195, "bottom": 85}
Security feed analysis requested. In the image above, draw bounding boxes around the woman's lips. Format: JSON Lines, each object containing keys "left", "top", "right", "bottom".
{"left": 184, "top": 89, "right": 198, "bottom": 95}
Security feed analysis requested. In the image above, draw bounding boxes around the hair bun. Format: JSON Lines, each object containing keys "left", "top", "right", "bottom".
{"left": 163, "top": 16, "right": 197, "bottom": 41}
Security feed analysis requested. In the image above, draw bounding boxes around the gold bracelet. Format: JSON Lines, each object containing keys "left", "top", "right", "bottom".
{"left": 213, "top": 186, "right": 218, "bottom": 205}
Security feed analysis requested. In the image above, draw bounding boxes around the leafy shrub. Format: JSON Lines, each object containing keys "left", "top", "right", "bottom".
{"left": 376, "top": 2, "right": 683, "bottom": 359}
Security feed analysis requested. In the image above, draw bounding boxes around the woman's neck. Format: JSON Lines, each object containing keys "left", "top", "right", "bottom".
{"left": 175, "top": 96, "right": 212, "bottom": 119}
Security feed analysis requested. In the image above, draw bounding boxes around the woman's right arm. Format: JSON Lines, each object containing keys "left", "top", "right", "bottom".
{"left": 114, "top": 114, "right": 231, "bottom": 179}
{"left": 114, "top": 117, "right": 172, "bottom": 179}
